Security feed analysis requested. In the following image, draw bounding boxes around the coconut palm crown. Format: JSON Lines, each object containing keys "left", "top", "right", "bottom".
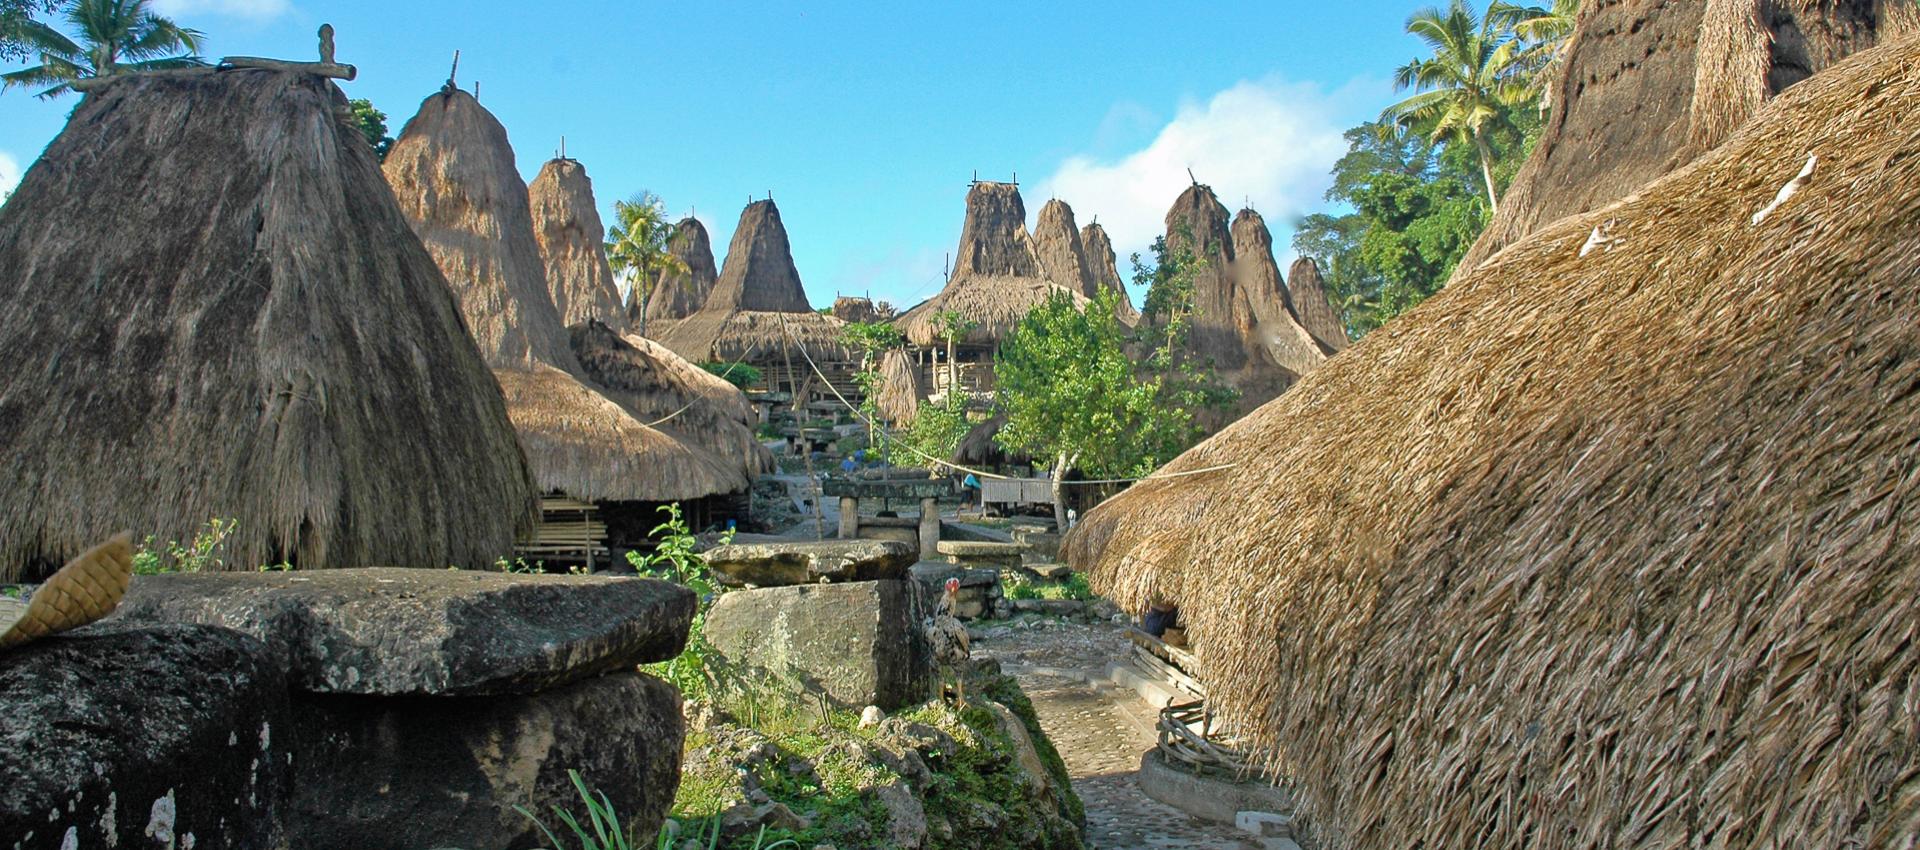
{"left": 1, "top": 0, "right": 205, "bottom": 99}
{"left": 1380, "top": 0, "right": 1533, "bottom": 211}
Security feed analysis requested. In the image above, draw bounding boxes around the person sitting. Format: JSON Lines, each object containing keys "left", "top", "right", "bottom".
{"left": 1142, "top": 596, "right": 1179, "bottom": 638}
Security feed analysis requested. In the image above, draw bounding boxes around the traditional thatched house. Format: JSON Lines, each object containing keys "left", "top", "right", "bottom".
{"left": 872, "top": 348, "right": 922, "bottom": 425}
{"left": 1032, "top": 198, "right": 1098, "bottom": 298}
{"left": 1284, "top": 257, "right": 1348, "bottom": 353}
{"left": 386, "top": 86, "right": 746, "bottom": 550}
{"left": 529, "top": 157, "right": 626, "bottom": 331}
{"left": 638, "top": 216, "right": 718, "bottom": 330}
{"left": 830, "top": 295, "right": 891, "bottom": 324}
{"left": 650, "top": 199, "right": 854, "bottom": 410}
{"left": 0, "top": 69, "right": 536, "bottom": 579}
{"left": 1081, "top": 220, "right": 1141, "bottom": 325}
{"left": 894, "top": 182, "right": 1089, "bottom": 398}
{"left": 1457, "top": 0, "right": 1914, "bottom": 274}
{"left": 1065, "top": 35, "right": 1920, "bottom": 850}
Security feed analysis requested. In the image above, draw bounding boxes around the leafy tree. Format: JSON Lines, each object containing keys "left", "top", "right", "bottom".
{"left": 1, "top": 0, "right": 205, "bottom": 99}
{"left": 700, "top": 361, "right": 762, "bottom": 390}
{"left": 1380, "top": 0, "right": 1531, "bottom": 210}
{"left": 839, "top": 321, "right": 903, "bottom": 372}
{"left": 605, "top": 191, "right": 686, "bottom": 334}
{"left": 0, "top": 1, "right": 56, "bottom": 62}
{"left": 348, "top": 98, "right": 393, "bottom": 161}
{"left": 882, "top": 391, "right": 970, "bottom": 467}
{"left": 1492, "top": 0, "right": 1580, "bottom": 112}
{"left": 995, "top": 288, "right": 1227, "bottom": 528}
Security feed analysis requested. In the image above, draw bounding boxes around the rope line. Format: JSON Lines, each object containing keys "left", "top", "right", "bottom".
{"left": 637, "top": 337, "right": 760, "bottom": 430}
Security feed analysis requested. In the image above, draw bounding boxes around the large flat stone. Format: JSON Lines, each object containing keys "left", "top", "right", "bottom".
{"left": 290, "top": 672, "right": 684, "bottom": 850}
{"left": 0, "top": 623, "right": 291, "bottom": 850}
{"left": 704, "top": 540, "right": 916, "bottom": 587}
{"left": 111, "top": 569, "right": 695, "bottom": 696}
{"left": 935, "top": 541, "right": 1026, "bottom": 558}
{"left": 704, "top": 580, "right": 932, "bottom": 710}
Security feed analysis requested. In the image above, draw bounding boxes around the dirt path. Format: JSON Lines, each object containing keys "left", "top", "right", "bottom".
{"left": 976, "top": 620, "right": 1259, "bottom": 850}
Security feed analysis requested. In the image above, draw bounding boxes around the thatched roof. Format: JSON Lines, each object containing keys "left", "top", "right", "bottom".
{"left": 1064, "top": 35, "right": 1920, "bottom": 850}
{"left": 568, "top": 320, "right": 774, "bottom": 477}
{"left": 1230, "top": 207, "right": 1329, "bottom": 375}
{"left": 1456, "top": 0, "right": 1910, "bottom": 274}
{"left": 1081, "top": 221, "right": 1141, "bottom": 326}
{"left": 494, "top": 365, "right": 746, "bottom": 502}
{"left": 648, "top": 199, "right": 848, "bottom": 365}
{"left": 387, "top": 87, "right": 740, "bottom": 503}
{"left": 641, "top": 216, "right": 718, "bottom": 325}
{"left": 1284, "top": 257, "right": 1348, "bottom": 353}
{"left": 873, "top": 348, "right": 922, "bottom": 424}
{"left": 382, "top": 87, "right": 575, "bottom": 370}
{"left": 831, "top": 295, "right": 885, "bottom": 324}
{"left": 0, "top": 69, "right": 536, "bottom": 579}
{"left": 1032, "top": 199, "right": 1098, "bottom": 298}
{"left": 529, "top": 157, "right": 626, "bottom": 332}
{"left": 952, "top": 412, "right": 1029, "bottom": 468}
{"left": 706, "top": 199, "right": 812, "bottom": 314}
{"left": 895, "top": 181, "right": 1089, "bottom": 347}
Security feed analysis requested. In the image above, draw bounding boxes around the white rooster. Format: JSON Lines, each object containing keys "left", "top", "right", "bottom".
{"left": 924, "top": 577, "right": 971, "bottom": 706}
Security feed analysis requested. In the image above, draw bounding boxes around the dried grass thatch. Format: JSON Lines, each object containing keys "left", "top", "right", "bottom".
{"left": 568, "top": 320, "right": 774, "bottom": 478}
{"left": 873, "top": 348, "right": 923, "bottom": 424}
{"left": 951, "top": 181, "right": 1040, "bottom": 278}
{"left": 1458, "top": 0, "right": 1907, "bottom": 274}
{"left": 952, "top": 411, "right": 1029, "bottom": 468}
{"left": 383, "top": 87, "right": 575, "bottom": 370}
{"left": 387, "top": 86, "right": 739, "bottom": 503}
{"left": 0, "top": 69, "right": 535, "bottom": 579}
{"left": 706, "top": 199, "right": 812, "bottom": 314}
{"left": 831, "top": 296, "right": 884, "bottom": 324}
{"left": 529, "top": 157, "right": 626, "bottom": 332}
{"left": 1230, "top": 208, "right": 1330, "bottom": 374}
{"left": 641, "top": 216, "right": 718, "bottom": 325}
{"left": 1081, "top": 221, "right": 1141, "bottom": 326}
{"left": 1032, "top": 198, "right": 1098, "bottom": 298}
{"left": 1064, "top": 35, "right": 1920, "bottom": 850}
{"left": 649, "top": 199, "right": 847, "bottom": 365}
{"left": 1284, "top": 257, "right": 1348, "bottom": 353}
{"left": 896, "top": 182, "right": 1090, "bottom": 347}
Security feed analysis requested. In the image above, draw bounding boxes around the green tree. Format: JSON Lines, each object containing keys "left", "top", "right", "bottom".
{"left": 605, "top": 192, "right": 686, "bottom": 335}
{"left": 1492, "top": 0, "right": 1580, "bottom": 112}
{"left": 995, "top": 288, "right": 1227, "bottom": 528}
{"left": 700, "top": 361, "right": 762, "bottom": 390}
{"left": 348, "top": 98, "right": 393, "bottom": 161}
{"left": 1380, "top": 0, "right": 1531, "bottom": 210}
{"left": 0, "top": 1, "right": 56, "bottom": 62}
{"left": 882, "top": 391, "right": 970, "bottom": 467}
{"left": 840, "top": 321, "right": 904, "bottom": 373}
{"left": 1, "top": 0, "right": 205, "bottom": 99}
{"left": 928, "top": 309, "right": 977, "bottom": 396}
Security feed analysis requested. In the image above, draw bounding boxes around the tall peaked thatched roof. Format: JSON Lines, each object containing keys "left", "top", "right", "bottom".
{"left": 641, "top": 216, "right": 718, "bottom": 325}
{"left": 873, "top": 348, "right": 922, "bottom": 424}
{"left": 1457, "top": 0, "right": 1910, "bottom": 274}
{"left": 1065, "top": 35, "right": 1920, "bottom": 850}
{"left": 1032, "top": 199, "right": 1098, "bottom": 298}
{"left": 529, "top": 157, "right": 626, "bottom": 332}
{"left": 896, "top": 181, "right": 1087, "bottom": 347}
{"left": 568, "top": 321, "right": 774, "bottom": 478}
{"left": 1284, "top": 257, "right": 1348, "bottom": 353}
{"left": 650, "top": 199, "right": 849, "bottom": 364}
{"left": 0, "top": 69, "right": 536, "bottom": 579}
{"left": 706, "top": 199, "right": 812, "bottom": 314}
{"left": 1080, "top": 221, "right": 1141, "bottom": 325}
{"left": 387, "top": 87, "right": 740, "bottom": 503}
{"left": 382, "top": 87, "right": 575, "bottom": 371}
{"left": 1229, "top": 208, "right": 1329, "bottom": 375}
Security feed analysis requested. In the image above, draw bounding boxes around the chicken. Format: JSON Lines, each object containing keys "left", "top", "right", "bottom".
{"left": 924, "top": 577, "right": 971, "bottom": 706}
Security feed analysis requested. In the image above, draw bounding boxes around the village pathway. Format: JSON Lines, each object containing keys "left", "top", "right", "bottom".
{"left": 976, "top": 619, "right": 1261, "bottom": 850}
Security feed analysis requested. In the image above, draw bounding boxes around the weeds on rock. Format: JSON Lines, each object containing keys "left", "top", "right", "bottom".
{"left": 630, "top": 504, "right": 734, "bottom": 702}
{"left": 131, "top": 518, "right": 237, "bottom": 574}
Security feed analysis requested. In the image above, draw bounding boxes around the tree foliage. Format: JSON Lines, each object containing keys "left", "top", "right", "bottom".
{"left": 1, "top": 0, "right": 205, "bottom": 99}
{"left": 605, "top": 192, "right": 686, "bottom": 324}
{"left": 700, "top": 361, "right": 762, "bottom": 390}
{"left": 0, "top": 0, "right": 56, "bottom": 62}
{"left": 348, "top": 98, "right": 393, "bottom": 161}
{"left": 1380, "top": 0, "right": 1535, "bottom": 210}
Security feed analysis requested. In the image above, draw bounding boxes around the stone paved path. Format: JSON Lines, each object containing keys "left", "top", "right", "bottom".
{"left": 977, "top": 620, "right": 1259, "bottom": 850}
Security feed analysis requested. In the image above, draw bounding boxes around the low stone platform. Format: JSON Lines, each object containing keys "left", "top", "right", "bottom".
{"left": 703, "top": 539, "right": 915, "bottom": 587}
{"left": 704, "top": 579, "right": 932, "bottom": 710}
{"left": 936, "top": 540, "right": 1027, "bottom": 571}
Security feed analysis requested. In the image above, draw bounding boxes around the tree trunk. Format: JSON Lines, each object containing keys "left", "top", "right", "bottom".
{"left": 946, "top": 339, "right": 959, "bottom": 397}
{"left": 1475, "top": 132, "right": 1501, "bottom": 212}
{"left": 1051, "top": 451, "right": 1079, "bottom": 531}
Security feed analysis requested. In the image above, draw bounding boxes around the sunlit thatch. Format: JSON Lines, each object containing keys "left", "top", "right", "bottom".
{"left": 530, "top": 157, "right": 627, "bottom": 331}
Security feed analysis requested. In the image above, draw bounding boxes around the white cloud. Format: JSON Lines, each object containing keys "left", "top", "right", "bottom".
{"left": 1037, "top": 77, "right": 1357, "bottom": 263}
{"left": 151, "top": 0, "right": 292, "bottom": 22}
{"left": 0, "top": 152, "right": 21, "bottom": 204}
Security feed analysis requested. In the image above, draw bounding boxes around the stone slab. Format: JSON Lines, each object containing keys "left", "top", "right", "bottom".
{"left": 822, "top": 478, "right": 954, "bottom": 499}
{"left": 935, "top": 541, "right": 1027, "bottom": 557}
{"left": 704, "top": 580, "right": 932, "bottom": 710}
{"left": 704, "top": 540, "right": 916, "bottom": 587}
{"left": 112, "top": 569, "right": 695, "bottom": 696}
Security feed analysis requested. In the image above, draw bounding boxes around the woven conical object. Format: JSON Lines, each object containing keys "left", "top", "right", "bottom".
{"left": 0, "top": 533, "right": 134, "bottom": 650}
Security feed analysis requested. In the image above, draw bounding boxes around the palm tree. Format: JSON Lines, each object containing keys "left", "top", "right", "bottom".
{"left": 1492, "top": 0, "right": 1579, "bottom": 112}
{"left": 605, "top": 191, "right": 686, "bottom": 335}
{"left": 2, "top": 0, "right": 204, "bottom": 99}
{"left": 1380, "top": 0, "right": 1532, "bottom": 211}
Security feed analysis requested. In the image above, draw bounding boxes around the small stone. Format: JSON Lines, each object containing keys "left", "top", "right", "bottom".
{"left": 860, "top": 705, "right": 886, "bottom": 727}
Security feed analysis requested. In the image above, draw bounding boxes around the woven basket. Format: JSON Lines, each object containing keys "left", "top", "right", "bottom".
{"left": 0, "top": 533, "right": 134, "bottom": 650}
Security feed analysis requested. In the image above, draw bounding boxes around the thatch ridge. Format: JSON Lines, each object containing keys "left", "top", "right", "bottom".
{"left": 529, "top": 157, "right": 627, "bottom": 332}
{"left": 831, "top": 296, "right": 884, "bottom": 324}
{"left": 895, "top": 182, "right": 1090, "bottom": 347}
{"left": 1457, "top": 0, "right": 1901, "bottom": 275}
{"left": 383, "top": 87, "right": 576, "bottom": 371}
{"left": 952, "top": 182, "right": 1041, "bottom": 278}
{"left": 568, "top": 320, "right": 774, "bottom": 477}
{"left": 1283, "top": 256, "right": 1348, "bottom": 353}
{"left": 0, "top": 69, "right": 536, "bottom": 578}
{"left": 1064, "top": 35, "right": 1920, "bottom": 850}
{"left": 705, "top": 199, "right": 812, "bottom": 314}
{"left": 1080, "top": 221, "right": 1141, "bottom": 325}
{"left": 1032, "top": 198, "right": 1098, "bottom": 298}
{"left": 873, "top": 348, "right": 922, "bottom": 424}
{"left": 642, "top": 216, "right": 718, "bottom": 325}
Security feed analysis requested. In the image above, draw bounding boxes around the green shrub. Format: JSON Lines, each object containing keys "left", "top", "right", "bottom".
{"left": 628, "top": 504, "right": 732, "bottom": 701}
{"left": 701, "top": 361, "right": 763, "bottom": 389}
{"left": 132, "top": 518, "right": 237, "bottom": 575}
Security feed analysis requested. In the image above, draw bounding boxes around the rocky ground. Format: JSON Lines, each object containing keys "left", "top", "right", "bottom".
{"left": 976, "top": 618, "right": 1262, "bottom": 850}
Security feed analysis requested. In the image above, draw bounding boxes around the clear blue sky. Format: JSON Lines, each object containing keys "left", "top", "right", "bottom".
{"left": 0, "top": 1, "right": 1430, "bottom": 310}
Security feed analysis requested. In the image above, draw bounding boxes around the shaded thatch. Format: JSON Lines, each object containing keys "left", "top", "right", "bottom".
{"left": 529, "top": 157, "right": 626, "bottom": 332}
{"left": 1032, "top": 198, "right": 1098, "bottom": 298}
{"left": 1230, "top": 208, "right": 1330, "bottom": 374}
{"left": 952, "top": 412, "right": 1029, "bottom": 468}
{"left": 896, "top": 182, "right": 1090, "bottom": 347}
{"left": 1458, "top": 0, "right": 1908, "bottom": 274}
{"left": 1081, "top": 221, "right": 1141, "bottom": 326}
{"left": 383, "top": 87, "right": 575, "bottom": 370}
{"left": 650, "top": 199, "right": 848, "bottom": 364}
{"left": 706, "top": 199, "right": 812, "bottom": 314}
{"left": 831, "top": 295, "right": 885, "bottom": 324}
{"left": 1064, "top": 35, "right": 1920, "bottom": 850}
{"left": 0, "top": 69, "right": 536, "bottom": 579}
{"left": 640, "top": 216, "right": 718, "bottom": 326}
{"left": 494, "top": 365, "right": 746, "bottom": 502}
{"left": 873, "top": 348, "right": 923, "bottom": 424}
{"left": 387, "top": 86, "right": 739, "bottom": 503}
{"left": 568, "top": 320, "right": 774, "bottom": 477}
{"left": 1284, "top": 257, "right": 1348, "bottom": 354}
